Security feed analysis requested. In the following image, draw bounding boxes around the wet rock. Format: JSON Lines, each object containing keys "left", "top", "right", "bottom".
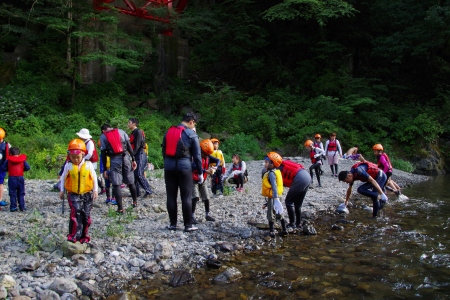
{"left": 0, "top": 274, "right": 15, "bottom": 288}
{"left": 142, "top": 261, "right": 159, "bottom": 273}
{"left": 20, "top": 255, "right": 40, "bottom": 271}
{"left": 331, "top": 224, "right": 344, "bottom": 231}
{"left": 77, "top": 281, "right": 104, "bottom": 299}
{"left": 48, "top": 278, "right": 78, "bottom": 295}
{"left": 60, "top": 293, "right": 77, "bottom": 300}
{"left": 213, "top": 267, "right": 242, "bottom": 283}
{"left": 169, "top": 269, "right": 196, "bottom": 287}
{"left": 302, "top": 224, "right": 317, "bottom": 235}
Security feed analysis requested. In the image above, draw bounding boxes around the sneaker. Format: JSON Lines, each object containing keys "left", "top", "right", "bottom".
{"left": 167, "top": 225, "right": 177, "bottom": 231}
{"left": 184, "top": 225, "right": 198, "bottom": 232}
{"left": 0, "top": 201, "right": 8, "bottom": 206}
{"left": 141, "top": 192, "right": 153, "bottom": 199}
{"left": 105, "top": 198, "right": 112, "bottom": 204}
{"left": 191, "top": 217, "right": 199, "bottom": 224}
{"left": 99, "top": 188, "right": 106, "bottom": 195}
{"left": 10, "top": 207, "right": 18, "bottom": 212}
{"left": 309, "top": 185, "right": 314, "bottom": 189}
{"left": 331, "top": 174, "right": 335, "bottom": 177}
{"left": 286, "top": 223, "right": 295, "bottom": 229}
{"left": 132, "top": 202, "right": 137, "bottom": 208}
{"left": 334, "top": 174, "right": 338, "bottom": 177}
{"left": 394, "top": 190, "right": 401, "bottom": 196}
{"left": 110, "top": 199, "right": 117, "bottom": 205}
{"left": 269, "top": 231, "right": 275, "bottom": 238}
{"left": 20, "top": 208, "right": 27, "bottom": 212}
{"left": 120, "top": 184, "right": 126, "bottom": 189}
{"left": 67, "top": 236, "right": 77, "bottom": 243}
{"left": 317, "top": 184, "right": 322, "bottom": 188}
{"left": 117, "top": 210, "right": 124, "bottom": 215}
{"left": 205, "top": 215, "right": 215, "bottom": 222}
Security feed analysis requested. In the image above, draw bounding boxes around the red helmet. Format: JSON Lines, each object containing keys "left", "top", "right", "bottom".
{"left": 267, "top": 152, "right": 283, "bottom": 167}
{"left": 314, "top": 134, "right": 321, "bottom": 139}
{"left": 304, "top": 140, "right": 313, "bottom": 147}
{"left": 372, "top": 144, "right": 383, "bottom": 151}
{"left": 200, "top": 139, "right": 214, "bottom": 155}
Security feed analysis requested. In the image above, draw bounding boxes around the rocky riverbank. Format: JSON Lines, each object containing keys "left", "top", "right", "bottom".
{"left": 0, "top": 158, "right": 429, "bottom": 299}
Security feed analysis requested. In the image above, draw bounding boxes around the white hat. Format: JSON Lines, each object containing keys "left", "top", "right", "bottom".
{"left": 76, "top": 128, "right": 92, "bottom": 139}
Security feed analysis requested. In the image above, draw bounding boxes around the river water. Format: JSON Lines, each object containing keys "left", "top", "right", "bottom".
{"left": 130, "top": 175, "right": 450, "bottom": 299}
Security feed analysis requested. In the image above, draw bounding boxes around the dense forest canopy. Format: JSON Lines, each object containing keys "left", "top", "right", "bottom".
{"left": 0, "top": 0, "right": 449, "bottom": 176}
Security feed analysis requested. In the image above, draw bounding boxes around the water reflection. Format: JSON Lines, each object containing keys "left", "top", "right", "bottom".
{"left": 131, "top": 176, "right": 450, "bottom": 299}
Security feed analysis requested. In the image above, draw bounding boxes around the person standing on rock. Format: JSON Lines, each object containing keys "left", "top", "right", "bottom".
{"left": 305, "top": 139, "right": 325, "bottom": 188}
{"left": 261, "top": 152, "right": 288, "bottom": 237}
{"left": 59, "top": 139, "right": 98, "bottom": 243}
{"left": 162, "top": 112, "right": 202, "bottom": 232}
{"left": 0, "top": 128, "right": 11, "bottom": 207}
{"left": 338, "top": 161, "right": 388, "bottom": 218}
{"left": 100, "top": 124, "right": 138, "bottom": 213}
{"left": 191, "top": 139, "right": 220, "bottom": 224}
{"left": 127, "top": 118, "right": 154, "bottom": 198}
{"left": 324, "top": 132, "right": 342, "bottom": 177}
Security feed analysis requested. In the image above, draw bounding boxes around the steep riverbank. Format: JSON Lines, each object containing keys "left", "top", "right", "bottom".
{"left": 0, "top": 158, "right": 429, "bottom": 299}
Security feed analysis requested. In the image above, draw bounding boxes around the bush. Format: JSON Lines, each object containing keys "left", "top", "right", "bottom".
{"left": 220, "top": 133, "right": 264, "bottom": 162}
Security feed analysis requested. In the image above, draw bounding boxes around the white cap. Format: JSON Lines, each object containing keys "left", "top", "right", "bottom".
{"left": 76, "top": 128, "right": 92, "bottom": 139}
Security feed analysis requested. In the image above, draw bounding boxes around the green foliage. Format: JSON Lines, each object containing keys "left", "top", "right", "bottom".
{"left": 220, "top": 133, "right": 264, "bottom": 162}
{"left": 105, "top": 206, "right": 136, "bottom": 238}
{"left": 390, "top": 157, "right": 414, "bottom": 173}
{"left": 21, "top": 214, "right": 51, "bottom": 254}
{"left": 393, "top": 113, "right": 443, "bottom": 145}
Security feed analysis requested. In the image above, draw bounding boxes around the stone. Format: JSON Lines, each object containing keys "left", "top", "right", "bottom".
{"left": 0, "top": 286, "right": 7, "bottom": 299}
{"left": 142, "top": 261, "right": 159, "bottom": 273}
{"left": 61, "top": 241, "right": 87, "bottom": 257}
{"left": 48, "top": 278, "right": 78, "bottom": 296}
{"left": 12, "top": 296, "right": 31, "bottom": 300}
{"left": 93, "top": 251, "right": 104, "bottom": 264}
{"left": 41, "top": 234, "right": 58, "bottom": 252}
{"left": 20, "top": 255, "right": 41, "bottom": 271}
{"left": 302, "top": 225, "right": 317, "bottom": 235}
{"left": 48, "top": 250, "right": 64, "bottom": 260}
{"left": 129, "top": 258, "right": 145, "bottom": 267}
{"left": 77, "top": 281, "right": 104, "bottom": 299}
{"left": 154, "top": 242, "right": 173, "bottom": 260}
{"left": 71, "top": 254, "right": 88, "bottom": 266}
{"left": 37, "top": 289, "right": 60, "bottom": 300}
{"left": 60, "top": 293, "right": 77, "bottom": 300}
{"left": 0, "top": 275, "right": 16, "bottom": 288}
{"left": 213, "top": 267, "right": 242, "bottom": 283}
{"left": 169, "top": 269, "right": 196, "bottom": 287}
{"left": 45, "top": 264, "right": 57, "bottom": 274}
{"left": 20, "top": 288, "right": 37, "bottom": 298}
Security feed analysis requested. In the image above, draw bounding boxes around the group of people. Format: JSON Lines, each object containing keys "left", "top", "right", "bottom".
{"left": 0, "top": 114, "right": 403, "bottom": 241}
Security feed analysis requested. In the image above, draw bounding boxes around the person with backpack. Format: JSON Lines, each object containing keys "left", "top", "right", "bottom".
{"left": 191, "top": 139, "right": 220, "bottom": 224}
{"left": 222, "top": 154, "right": 247, "bottom": 192}
{"left": 209, "top": 138, "right": 226, "bottom": 196}
{"left": 373, "top": 144, "right": 402, "bottom": 196}
{"left": 305, "top": 139, "right": 325, "bottom": 188}
{"left": 0, "top": 128, "right": 11, "bottom": 207}
{"left": 338, "top": 161, "right": 388, "bottom": 218}
{"left": 324, "top": 132, "right": 343, "bottom": 177}
{"left": 162, "top": 112, "right": 203, "bottom": 232}
{"left": 127, "top": 118, "right": 153, "bottom": 198}
{"left": 99, "top": 124, "right": 138, "bottom": 214}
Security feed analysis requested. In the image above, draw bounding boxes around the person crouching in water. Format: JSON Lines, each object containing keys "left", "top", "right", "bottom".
{"left": 60, "top": 139, "right": 98, "bottom": 243}
{"left": 191, "top": 139, "right": 220, "bottom": 224}
{"left": 262, "top": 152, "right": 288, "bottom": 238}
{"left": 338, "top": 161, "right": 388, "bottom": 218}
{"left": 305, "top": 139, "right": 325, "bottom": 188}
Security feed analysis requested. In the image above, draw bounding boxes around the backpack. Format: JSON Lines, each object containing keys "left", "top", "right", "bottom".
{"left": 164, "top": 126, "right": 189, "bottom": 157}
{"left": 280, "top": 160, "right": 304, "bottom": 187}
{"left": 87, "top": 140, "right": 99, "bottom": 163}
{"left": 104, "top": 129, "right": 124, "bottom": 154}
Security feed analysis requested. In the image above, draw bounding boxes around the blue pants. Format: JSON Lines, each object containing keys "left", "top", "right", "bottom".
{"left": 8, "top": 176, "right": 26, "bottom": 210}
{"left": 357, "top": 171, "right": 387, "bottom": 217}
{"left": 134, "top": 151, "right": 153, "bottom": 196}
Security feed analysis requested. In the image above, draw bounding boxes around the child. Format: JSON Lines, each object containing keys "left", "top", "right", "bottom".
{"left": 344, "top": 145, "right": 366, "bottom": 161}
{"left": 222, "top": 154, "right": 247, "bottom": 192}
{"left": 305, "top": 140, "right": 325, "bottom": 188}
{"left": 0, "top": 127, "right": 11, "bottom": 207}
{"left": 313, "top": 133, "right": 325, "bottom": 175}
{"left": 191, "top": 139, "right": 220, "bottom": 224}
{"left": 262, "top": 152, "right": 287, "bottom": 238}
{"left": 0, "top": 147, "right": 30, "bottom": 212}
{"left": 373, "top": 144, "right": 402, "bottom": 196}
{"left": 59, "top": 139, "right": 98, "bottom": 243}
{"left": 210, "top": 138, "right": 226, "bottom": 196}
{"left": 324, "top": 132, "right": 343, "bottom": 177}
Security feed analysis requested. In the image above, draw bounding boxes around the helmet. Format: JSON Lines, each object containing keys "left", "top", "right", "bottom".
{"left": 210, "top": 138, "right": 220, "bottom": 144}
{"left": 304, "top": 140, "right": 313, "bottom": 147}
{"left": 372, "top": 144, "right": 383, "bottom": 151}
{"left": 68, "top": 139, "right": 87, "bottom": 152}
{"left": 267, "top": 151, "right": 283, "bottom": 167}
{"left": 315, "top": 134, "right": 321, "bottom": 139}
{"left": 200, "top": 139, "right": 214, "bottom": 155}
{"left": 0, "top": 128, "right": 5, "bottom": 140}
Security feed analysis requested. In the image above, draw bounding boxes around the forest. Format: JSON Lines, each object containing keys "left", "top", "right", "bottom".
{"left": 0, "top": 0, "right": 449, "bottom": 177}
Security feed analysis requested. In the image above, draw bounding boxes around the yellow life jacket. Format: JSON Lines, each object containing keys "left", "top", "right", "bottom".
{"left": 106, "top": 156, "right": 110, "bottom": 169}
{"left": 261, "top": 169, "right": 283, "bottom": 198}
{"left": 144, "top": 143, "right": 149, "bottom": 156}
{"left": 64, "top": 162, "right": 94, "bottom": 194}
{"left": 210, "top": 149, "right": 225, "bottom": 167}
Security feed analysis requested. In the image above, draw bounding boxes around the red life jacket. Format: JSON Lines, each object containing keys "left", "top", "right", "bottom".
{"left": 309, "top": 149, "right": 317, "bottom": 163}
{"left": 86, "top": 140, "right": 98, "bottom": 163}
{"left": 130, "top": 129, "right": 146, "bottom": 151}
{"left": 193, "top": 156, "right": 209, "bottom": 181}
{"left": 377, "top": 153, "right": 393, "bottom": 173}
{"left": 165, "top": 126, "right": 188, "bottom": 157}
{"left": 328, "top": 139, "right": 337, "bottom": 151}
{"left": 280, "top": 160, "right": 304, "bottom": 187}
{"left": 313, "top": 141, "right": 321, "bottom": 148}
{"left": 351, "top": 162, "right": 379, "bottom": 182}
{"left": 104, "top": 129, "right": 124, "bottom": 154}
{"left": 7, "top": 154, "right": 27, "bottom": 176}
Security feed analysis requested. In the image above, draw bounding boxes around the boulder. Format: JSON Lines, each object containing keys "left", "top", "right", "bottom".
{"left": 0, "top": 275, "right": 15, "bottom": 288}
{"left": 154, "top": 242, "right": 173, "bottom": 260}
{"left": 48, "top": 278, "right": 78, "bottom": 296}
{"left": 61, "top": 241, "right": 87, "bottom": 257}
{"left": 213, "top": 267, "right": 242, "bottom": 283}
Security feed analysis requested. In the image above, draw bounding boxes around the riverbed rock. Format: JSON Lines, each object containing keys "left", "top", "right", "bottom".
{"left": 213, "top": 267, "right": 243, "bottom": 283}
{"left": 48, "top": 278, "right": 78, "bottom": 295}
{"left": 0, "top": 275, "right": 15, "bottom": 288}
{"left": 154, "top": 242, "right": 173, "bottom": 260}
{"left": 20, "top": 256, "right": 40, "bottom": 271}
{"left": 61, "top": 241, "right": 87, "bottom": 257}
{"left": 169, "top": 269, "right": 196, "bottom": 287}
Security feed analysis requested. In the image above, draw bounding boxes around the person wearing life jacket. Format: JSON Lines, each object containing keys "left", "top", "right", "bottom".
{"left": 128, "top": 118, "right": 154, "bottom": 199}
{"left": 261, "top": 152, "right": 288, "bottom": 238}
{"left": 59, "top": 139, "right": 98, "bottom": 243}
{"left": 98, "top": 139, "right": 116, "bottom": 205}
{"left": 313, "top": 133, "right": 325, "bottom": 175}
{"left": 209, "top": 138, "right": 226, "bottom": 196}
{"left": 191, "top": 139, "right": 220, "bottom": 224}
{"left": 343, "top": 145, "right": 366, "bottom": 161}
{"left": 305, "top": 140, "right": 325, "bottom": 188}
{"left": 0, "top": 128, "right": 11, "bottom": 207}
{"left": 222, "top": 154, "right": 247, "bottom": 192}
{"left": 162, "top": 112, "right": 203, "bottom": 232}
{"left": 0, "top": 147, "right": 30, "bottom": 212}
{"left": 100, "top": 124, "right": 138, "bottom": 214}
{"left": 338, "top": 161, "right": 388, "bottom": 218}
{"left": 324, "top": 132, "right": 343, "bottom": 177}
{"left": 373, "top": 144, "right": 401, "bottom": 196}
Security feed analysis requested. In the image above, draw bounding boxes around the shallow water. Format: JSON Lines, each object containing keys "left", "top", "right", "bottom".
{"left": 130, "top": 175, "right": 450, "bottom": 299}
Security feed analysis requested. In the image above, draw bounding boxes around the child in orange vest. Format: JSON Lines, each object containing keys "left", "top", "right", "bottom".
{"left": 0, "top": 147, "right": 30, "bottom": 212}
{"left": 59, "top": 139, "right": 98, "bottom": 243}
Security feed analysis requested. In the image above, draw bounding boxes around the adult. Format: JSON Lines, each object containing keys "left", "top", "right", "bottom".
{"left": 338, "top": 161, "right": 388, "bottom": 218}
{"left": 127, "top": 118, "right": 153, "bottom": 198}
{"left": 0, "top": 128, "right": 10, "bottom": 207}
{"left": 162, "top": 112, "right": 202, "bottom": 232}
{"left": 343, "top": 145, "right": 365, "bottom": 161}
{"left": 222, "top": 154, "right": 247, "bottom": 192}
{"left": 324, "top": 132, "right": 342, "bottom": 177}
{"left": 99, "top": 124, "right": 138, "bottom": 213}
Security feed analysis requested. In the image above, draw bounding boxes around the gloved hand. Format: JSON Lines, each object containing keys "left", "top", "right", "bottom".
{"left": 273, "top": 198, "right": 284, "bottom": 214}
{"left": 380, "top": 193, "right": 388, "bottom": 202}
{"left": 314, "top": 154, "right": 321, "bottom": 158}
{"left": 198, "top": 176, "right": 204, "bottom": 185}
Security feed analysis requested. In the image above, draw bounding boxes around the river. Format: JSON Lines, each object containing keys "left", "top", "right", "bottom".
{"left": 129, "top": 175, "right": 450, "bottom": 299}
